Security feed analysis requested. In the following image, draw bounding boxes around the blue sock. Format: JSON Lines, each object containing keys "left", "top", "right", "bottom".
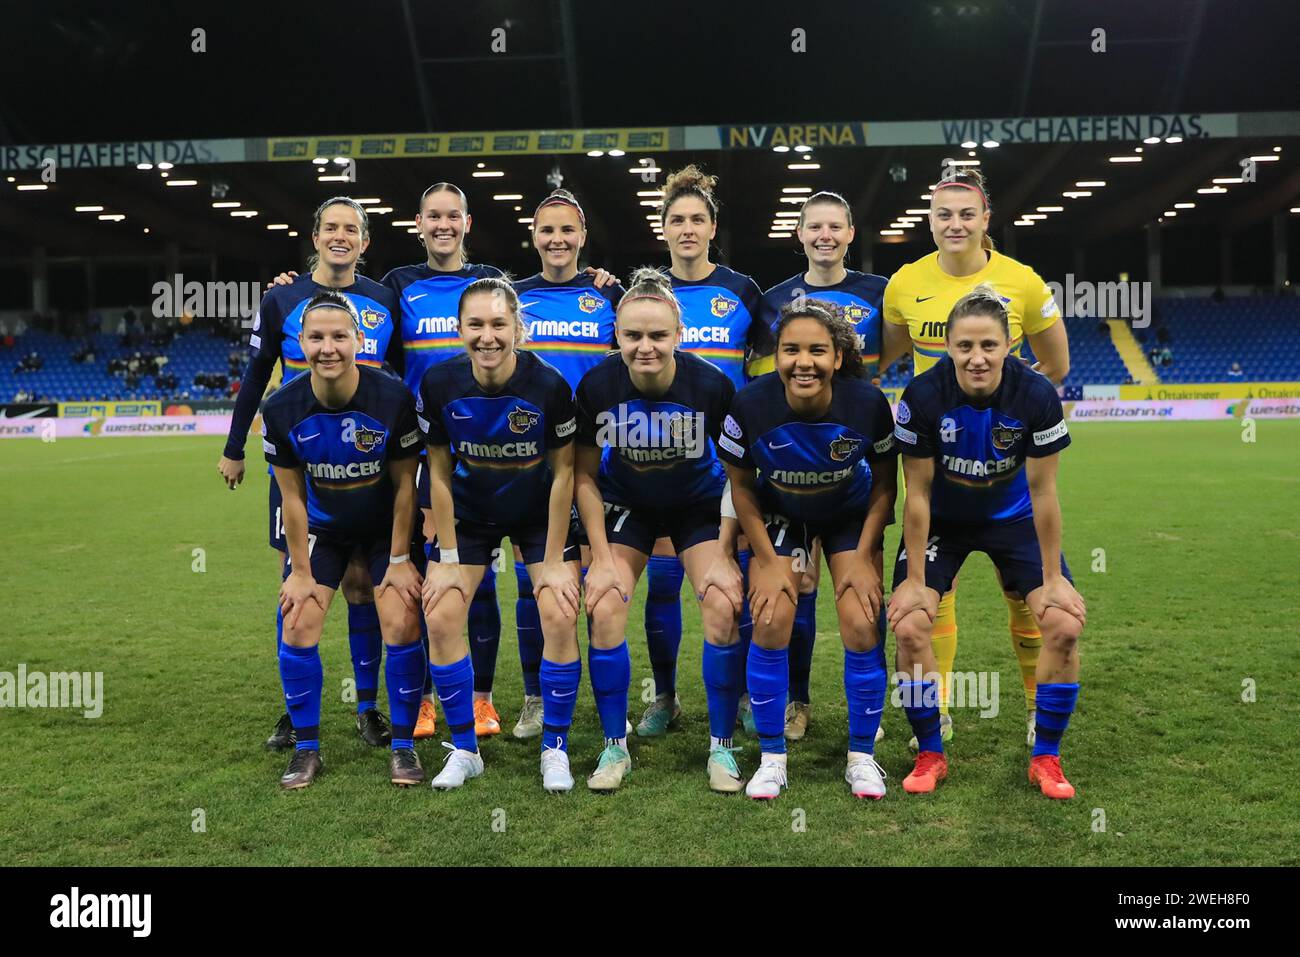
{"left": 747, "top": 644, "right": 789, "bottom": 754}
{"left": 429, "top": 656, "right": 478, "bottom": 752}
{"left": 1032, "top": 682, "right": 1080, "bottom": 757}
{"left": 384, "top": 642, "right": 425, "bottom": 750}
{"left": 275, "top": 606, "right": 284, "bottom": 656}
{"left": 588, "top": 642, "right": 631, "bottom": 740}
{"left": 515, "top": 562, "right": 543, "bottom": 697}
{"left": 539, "top": 658, "right": 581, "bottom": 752}
{"left": 702, "top": 641, "right": 743, "bottom": 742}
{"left": 347, "top": 601, "right": 382, "bottom": 714}
{"left": 845, "top": 644, "right": 887, "bottom": 754}
{"left": 468, "top": 565, "right": 500, "bottom": 694}
{"left": 900, "top": 679, "right": 943, "bottom": 753}
{"left": 737, "top": 551, "right": 752, "bottom": 695}
{"left": 788, "top": 591, "right": 817, "bottom": 703}
{"left": 581, "top": 567, "right": 592, "bottom": 644}
{"left": 419, "top": 616, "right": 433, "bottom": 696}
{"left": 645, "top": 555, "right": 684, "bottom": 697}
{"left": 279, "top": 644, "right": 322, "bottom": 751}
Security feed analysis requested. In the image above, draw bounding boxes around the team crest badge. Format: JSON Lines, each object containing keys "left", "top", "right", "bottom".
{"left": 828, "top": 434, "right": 861, "bottom": 462}
{"left": 991, "top": 422, "right": 1023, "bottom": 451}
{"left": 577, "top": 293, "right": 601, "bottom": 314}
{"left": 359, "top": 308, "right": 383, "bottom": 330}
{"left": 710, "top": 294, "right": 736, "bottom": 318}
{"left": 667, "top": 412, "right": 696, "bottom": 446}
{"left": 508, "top": 406, "right": 540, "bottom": 434}
{"left": 353, "top": 426, "right": 385, "bottom": 453}
{"left": 844, "top": 303, "right": 866, "bottom": 323}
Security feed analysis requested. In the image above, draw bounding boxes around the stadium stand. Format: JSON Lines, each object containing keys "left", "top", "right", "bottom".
{"left": 1138, "top": 296, "right": 1300, "bottom": 384}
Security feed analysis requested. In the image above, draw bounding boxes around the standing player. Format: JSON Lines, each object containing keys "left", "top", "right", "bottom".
{"left": 880, "top": 167, "right": 1070, "bottom": 749}
{"left": 217, "top": 197, "right": 402, "bottom": 752}
{"left": 467, "top": 188, "right": 623, "bottom": 740}
{"left": 758, "top": 191, "right": 888, "bottom": 741}
{"left": 719, "top": 300, "right": 897, "bottom": 799}
{"left": 261, "top": 290, "right": 425, "bottom": 789}
{"left": 575, "top": 268, "right": 746, "bottom": 793}
{"left": 636, "top": 165, "right": 773, "bottom": 739}
{"left": 887, "top": 286, "right": 1084, "bottom": 799}
{"left": 417, "top": 277, "right": 583, "bottom": 791}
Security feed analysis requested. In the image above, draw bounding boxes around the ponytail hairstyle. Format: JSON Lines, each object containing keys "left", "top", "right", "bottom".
{"left": 307, "top": 196, "right": 370, "bottom": 271}
{"left": 301, "top": 288, "right": 361, "bottom": 335}
{"left": 775, "top": 297, "right": 864, "bottom": 379}
{"left": 933, "top": 166, "right": 995, "bottom": 251}
{"left": 458, "top": 274, "right": 528, "bottom": 345}
{"left": 796, "top": 190, "right": 854, "bottom": 231}
{"left": 946, "top": 283, "right": 1010, "bottom": 340}
{"left": 417, "top": 182, "right": 471, "bottom": 264}
{"left": 659, "top": 164, "right": 719, "bottom": 223}
{"left": 616, "top": 266, "right": 683, "bottom": 328}
{"left": 533, "top": 188, "right": 586, "bottom": 229}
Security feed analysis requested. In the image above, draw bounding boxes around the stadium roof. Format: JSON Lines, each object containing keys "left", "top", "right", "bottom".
{"left": 2, "top": 0, "right": 1298, "bottom": 294}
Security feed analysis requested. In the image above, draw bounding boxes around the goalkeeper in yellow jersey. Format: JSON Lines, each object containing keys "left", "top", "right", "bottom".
{"left": 880, "top": 167, "right": 1071, "bottom": 748}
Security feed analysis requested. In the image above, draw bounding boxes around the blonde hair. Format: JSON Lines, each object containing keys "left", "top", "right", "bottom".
{"left": 946, "top": 283, "right": 1009, "bottom": 339}
{"left": 616, "top": 267, "right": 682, "bottom": 327}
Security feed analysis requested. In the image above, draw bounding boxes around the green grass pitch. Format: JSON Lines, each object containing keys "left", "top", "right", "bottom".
{"left": 1, "top": 421, "right": 1298, "bottom": 866}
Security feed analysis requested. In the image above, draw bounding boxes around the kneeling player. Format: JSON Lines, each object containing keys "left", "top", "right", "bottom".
{"left": 887, "top": 285, "right": 1085, "bottom": 799}
{"left": 719, "top": 300, "right": 897, "bottom": 799}
{"left": 419, "top": 277, "right": 583, "bottom": 791}
{"left": 575, "top": 268, "right": 745, "bottom": 793}
{"left": 262, "top": 291, "right": 425, "bottom": 790}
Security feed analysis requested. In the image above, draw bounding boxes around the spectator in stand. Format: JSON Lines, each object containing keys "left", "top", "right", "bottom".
{"left": 1158, "top": 346, "right": 1173, "bottom": 368}
{"left": 1149, "top": 344, "right": 1162, "bottom": 367}
{"left": 1211, "top": 286, "right": 1226, "bottom": 303}
{"left": 229, "top": 378, "right": 241, "bottom": 397}
{"left": 1122, "top": 374, "right": 1134, "bottom": 385}
{"left": 1096, "top": 318, "right": 1109, "bottom": 336}
{"left": 1155, "top": 321, "right": 1170, "bottom": 345}
{"left": 1227, "top": 362, "right": 1244, "bottom": 379}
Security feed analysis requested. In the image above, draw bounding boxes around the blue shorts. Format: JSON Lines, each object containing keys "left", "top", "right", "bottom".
{"left": 890, "top": 516, "right": 1072, "bottom": 599}
{"left": 601, "top": 497, "right": 720, "bottom": 556}
{"left": 269, "top": 477, "right": 286, "bottom": 552}
{"left": 761, "top": 509, "right": 870, "bottom": 559}
{"left": 283, "top": 528, "right": 424, "bottom": 591}
{"left": 416, "top": 455, "right": 431, "bottom": 510}
{"left": 431, "top": 516, "right": 579, "bottom": 567}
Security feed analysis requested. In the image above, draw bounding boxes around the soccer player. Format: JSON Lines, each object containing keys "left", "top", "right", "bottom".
{"left": 261, "top": 290, "right": 425, "bottom": 790}
{"left": 880, "top": 167, "right": 1070, "bottom": 749}
{"left": 480, "top": 188, "right": 624, "bottom": 740}
{"left": 719, "top": 300, "right": 897, "bottom": 799}
{"left": 417, "top": 277, "right": 583, "bottom": 791}
{"left": 887, "top": 286, "right": 1084, "bottom": 799}
{"left": 217, "top": 197, "right": 402, "bottom": 752}
{"left": 575, "top": 268, "right": 746, "bottom": 793}
{"left": 636, "top": 165, "right": 773, "bottom": 739}
{"left": 759, "top": 191, "right": 888, "bottom": 741}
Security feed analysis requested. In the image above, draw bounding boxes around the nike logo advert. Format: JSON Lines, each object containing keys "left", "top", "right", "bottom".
{"left": 296, "top": 432, "right": 320, "bottom": 442}
{"left": 286, "top": 691, "right": 310, "bottom": 700}
{"left": 751, "top": 697, "right": 775, "bottom": 707}
{"left": 359, "top": 657, "right": 379, "bottom": 667}
{"left": 916, "top": 296, "right": 936, "bottom": 302}
{"left": 865, "top": 707, "right": 884, "bottom": 715}
{"left": 399, "top": 686, "right": 421, "bottom": 695}
{"left": 768, "top": 441, "right": 793, "bottom": 450}
{"left": 550, "top": 689, "right": 577, "bottom": 698}
{"left": 519, "top": 301, "right": 540, "bottom": 309}
{"left": 439, "top": 689, "right": 462, "bottom": 702}
{"left": 451, "top": 412, "right": 472, "bottom": 420}
{"left": 407, "top": 293, "right": 428, "bottom": 302}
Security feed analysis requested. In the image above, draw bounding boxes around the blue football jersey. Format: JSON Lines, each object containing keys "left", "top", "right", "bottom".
{"left": 417, "top": 351, "right": 576, "bottom": 527}
{"left": 382, "top": 262, "right": 504, "bottom": 396}
{"left": 669, "top": 264, "right": 772, "bottom": 388}
{"left": 893, "top": 356, "right": 1071, "bottom": 525}
{"left": 761, "top": 270, "right": 887, "bottom": 378}
{"left": 514, "top": 273, "right": 623, "bottom": 391}
{"left": 223, "top": 274, "right": 400, "bottom": 462}
{"left": 575, "top": 350, "right": 734, "bottom": 509}
{"left": 261, "top": 365, "right": 422, "bottom": 536}
{"left": 716, "top": 372, "right": 896, "bottom": 523}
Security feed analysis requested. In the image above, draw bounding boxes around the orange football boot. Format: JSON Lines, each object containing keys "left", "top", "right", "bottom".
{"left": 474, "top": 699, "right": 502, "bottom": 737}
{"left": 1028, "top": 754, "right": 1076, "bottom": 799}
{"left": 413, "top": 699, "right": 438, "bottom": 739}
{"left": 902, "top": 751, "right": 949, "bottom": 794}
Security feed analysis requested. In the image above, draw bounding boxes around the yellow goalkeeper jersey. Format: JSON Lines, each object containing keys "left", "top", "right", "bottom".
{"left": 883, "top": 250, "right": 1061, "bottom": 374}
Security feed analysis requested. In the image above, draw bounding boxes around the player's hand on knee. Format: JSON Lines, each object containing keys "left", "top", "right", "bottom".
{"left": 749, "top": 556, "right": 797, "bottom": 626}
{"left": 1031, "top": 579, "right": 1086, "bottom": 628}
{"left": 217, "top": 455, "right": 245, "bottom": 490}
{"left": 887, "top": 579, "right": 935, "bottom": 629}
{"left": 583, "top": 560, "right": 628, "bottom": 615}
{"left": 536, "top": 561, "right": 581, "bottom": 619}
{"left": 279, "top": 570, "right": 321, "bottom": 629}
{"left": 422, "top": 562, "right": 467, "bottom": 617}
{"left": 836, "top": 562, "right": 882, "bottom": 625}
{"left": 698, "top": 554, "right": 744, "bottom": 614}
{"left": 378, "top": 560, "right": 423, "bottom": 612}
{"left": 265, "top": 271, "right": 298, "bottom": 291}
